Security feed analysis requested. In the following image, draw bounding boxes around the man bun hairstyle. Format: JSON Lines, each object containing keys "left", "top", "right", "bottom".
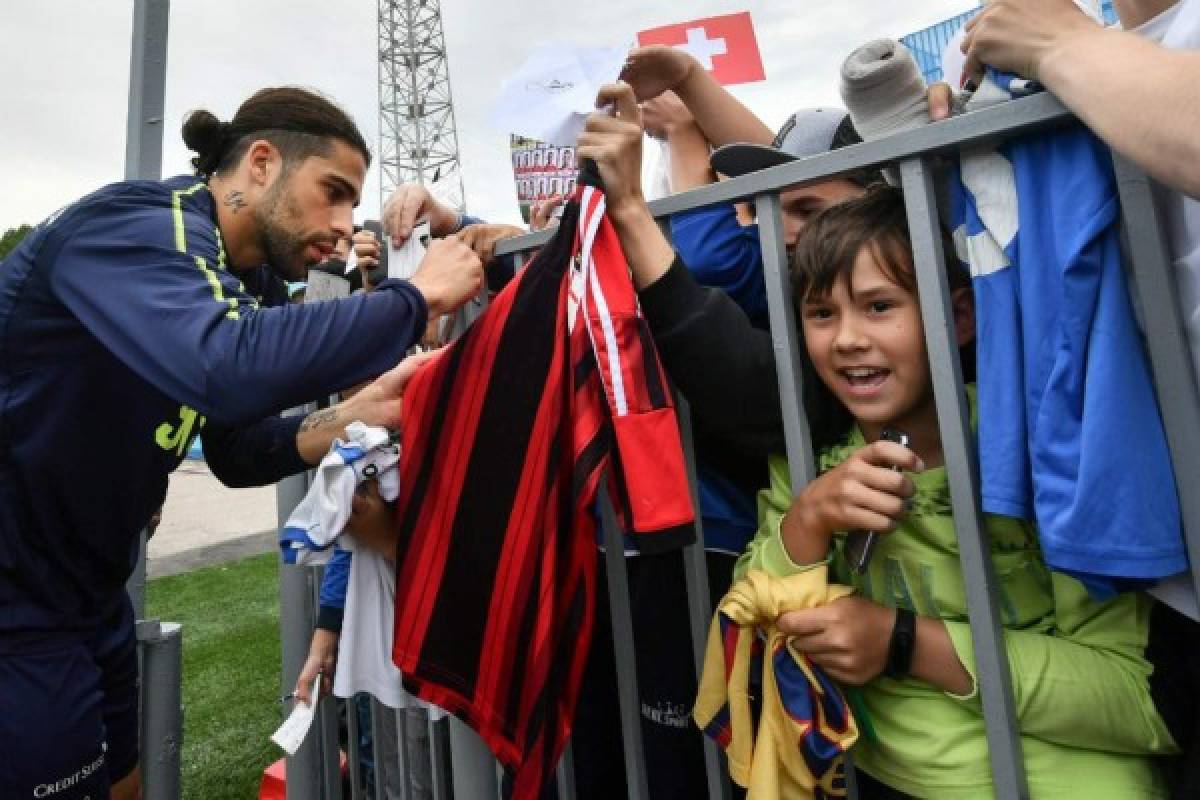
{"left": 182, "top": 86, "right": 371, "bottom": 178}
{"left": 181, "top": 110, "right": 229, "bottom": 176}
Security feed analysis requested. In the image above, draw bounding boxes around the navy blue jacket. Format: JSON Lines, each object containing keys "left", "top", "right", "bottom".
{"left": 0, "top": 175, "right": 428, "bottom": 636}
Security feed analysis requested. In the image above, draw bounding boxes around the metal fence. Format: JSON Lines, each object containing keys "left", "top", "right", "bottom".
{"left": 272, "top": 91, "right": 1200, "bottom": 799}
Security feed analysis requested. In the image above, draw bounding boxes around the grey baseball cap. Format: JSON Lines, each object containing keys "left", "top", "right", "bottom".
{"left": 711, "top": 107, "right": 870, "bottom": 183}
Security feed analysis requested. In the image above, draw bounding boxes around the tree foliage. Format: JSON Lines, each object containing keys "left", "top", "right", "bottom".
{"left": 0, "top": 224, "right": 33, "bottom": 260}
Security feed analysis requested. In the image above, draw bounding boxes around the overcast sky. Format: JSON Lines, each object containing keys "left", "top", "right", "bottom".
{"left": 0, "top": 0, "right": 972, "bottom": 232}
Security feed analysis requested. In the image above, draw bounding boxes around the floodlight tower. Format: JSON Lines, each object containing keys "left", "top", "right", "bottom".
{"left": 378, "top": 0, "right": 467, "bottom": 212}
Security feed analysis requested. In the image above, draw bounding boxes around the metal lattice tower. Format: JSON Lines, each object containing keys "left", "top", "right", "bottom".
{"left": 378, "top": 0, "right": 466, "bottom": 213}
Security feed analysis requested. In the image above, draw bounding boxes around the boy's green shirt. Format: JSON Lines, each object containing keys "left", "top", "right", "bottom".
{"left": 736, "top": 389, "right": 1176, "bottom": 798}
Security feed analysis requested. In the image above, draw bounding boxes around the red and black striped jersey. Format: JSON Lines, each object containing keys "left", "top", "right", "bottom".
{"left": 391, "top": 183, "right": 694, "bottom": 797}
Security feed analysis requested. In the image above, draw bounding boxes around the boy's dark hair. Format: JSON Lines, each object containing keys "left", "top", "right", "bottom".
{"left": 181, "top": 87, "right": 371, "bottom": 177}
{"left": 788, "top": 184, "right": 974, "bottom": 449}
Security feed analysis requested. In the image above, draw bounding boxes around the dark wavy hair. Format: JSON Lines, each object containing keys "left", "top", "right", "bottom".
{"left": 789, "top": 184, "right": 974, "bottom": 449}
{"left": 181, "top": 87, "right": 370, "bottom": 177}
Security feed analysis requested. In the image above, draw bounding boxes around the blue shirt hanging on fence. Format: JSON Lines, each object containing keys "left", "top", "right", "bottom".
{"left": 949, "top": 71, "right": 1187, "bottom": 598}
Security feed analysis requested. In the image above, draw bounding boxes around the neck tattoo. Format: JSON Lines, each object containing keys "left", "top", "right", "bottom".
{"left": 223, "top": 190, "right": 247, "bottom": 214}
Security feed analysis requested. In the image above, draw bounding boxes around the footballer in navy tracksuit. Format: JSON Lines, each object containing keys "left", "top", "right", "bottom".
{"left": 0, "top": 175, "right": 432, "bottom": 797}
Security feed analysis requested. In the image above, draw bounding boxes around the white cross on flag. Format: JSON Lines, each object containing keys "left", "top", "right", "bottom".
{"left": 637, "top": 12, "right": 765, "bottom": 86}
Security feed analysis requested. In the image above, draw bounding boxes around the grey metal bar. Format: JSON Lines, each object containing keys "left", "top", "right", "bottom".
{"left": 599, "top": 488, "right": 650, "bottom": 800}
{"left": 312, "top": 569, "right": 344, "bottom": 800}
{"left": 124, "top": 0, "right": 169, "bottom": 182}
{"left": 900, "top": 156, "right": 1030, "bottom": 799}
{"left": 428, "top": 715, "right": 452, "bottom": 800}
{"left": 123, "top": 0, "right": 169, "bottom": 626}
{"left": 757, "top": 152, "right": 862, "bottom": 800}
{"left": 555, "top": 741, "right": 578, "bottom": 800}
{"left": 654, "top": 217, "right": 729, "bottom": 796}
{"left": 377, "top": 702, "right": 407, "bottom": 800}
{"left": 139, "top": 620, "right": 183, "bottom": 800}
{"left": 1111, "top": 155, "right": 1200, "bottom": 621}
{"left": 277, "top": 467, "right": 324, "bottom": 800}
{"left": 496, "top": 94, "right": 1076, "bottom": 260}
{"left": 347, "top": 696, "right": 366, "bottom": 800}
{"left": 496, "top": 228, "right": 554, "bottom": 258}
{"left": 755, "top": 193, "right": 817, "bottom": 489}
{"left": 674, "top": 393, "right": 733, "bottom": 800}
{"left": 448, "top": 716, "right": 499, "bottom": 798}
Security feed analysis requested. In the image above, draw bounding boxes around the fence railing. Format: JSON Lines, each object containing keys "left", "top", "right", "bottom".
{"left": 276, "top": 90, "right": 1200, "bottom": 800}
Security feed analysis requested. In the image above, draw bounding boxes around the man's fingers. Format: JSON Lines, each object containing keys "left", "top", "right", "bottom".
{"left": 394, "top": 191, "right": 425, "bottom": 245}
{"left": 377, "top": 349, "right": 438, "bottom": 395}
{"left": 959, "top": 17, "right": 987, "bottom": 87}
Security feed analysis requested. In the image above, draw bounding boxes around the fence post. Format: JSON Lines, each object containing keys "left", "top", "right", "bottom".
{"left": 600, "top": 488, "right": 651, "bottom": 799}
{"left": 1111, "top": 155, "right": 1200, "bottom": 620}
{"left": 277, "top": 465, "right": 333, "bottom": 800}
{"left": 899, "top": 156, "right": 1030, "bottom": 799}
{"left": 755, "top": 193, "right": 817, "bottom": 489}
{"left": 139, "top": 620, "right": 183, "bottom": 800}
{"left": 448, "top": 716, "right": 500, "bottom": 798}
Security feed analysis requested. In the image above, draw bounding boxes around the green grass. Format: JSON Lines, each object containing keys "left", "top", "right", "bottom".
{"left": 147, "top": 553, "right": 283, "bottom": 800}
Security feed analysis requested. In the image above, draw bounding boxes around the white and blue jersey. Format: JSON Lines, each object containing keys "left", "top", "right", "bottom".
{"left": 950, "top": 72, "right": 1187, "bottom": 598}
{"left": 0, "top": 175, "right": 429, "bottom": 637}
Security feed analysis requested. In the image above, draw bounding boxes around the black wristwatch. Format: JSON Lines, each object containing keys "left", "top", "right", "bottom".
{"left": 885, "top": 608, "right": 917, "bottom": 678}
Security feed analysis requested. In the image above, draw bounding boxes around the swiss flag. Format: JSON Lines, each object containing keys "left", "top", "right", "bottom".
{"left": 637, "top": 12, "right": 765, "bottom": 86}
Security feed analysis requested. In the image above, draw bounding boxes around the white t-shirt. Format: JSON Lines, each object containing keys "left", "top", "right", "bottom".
{"left": 1137, "top": 1, "right": 1200, "bottom": 619}
{"left": 1138, "top": 1, "right": 1200, "bottom": 391}
{"left": 280, "top": 422, "right": 445, "bottom": 715}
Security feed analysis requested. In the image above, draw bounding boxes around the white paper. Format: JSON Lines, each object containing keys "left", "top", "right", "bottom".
{"left": 940, "top": 26, "right": 967, "bottom": 90}
{"left": 387, "top": 220, "right": 430, "bottom": 282}
{"left": 491, "top": 43, "right": 629, "bottom": 146}
{"left": 644, "top": 138, "right": 672, "bottom": 202}
{"left": 270, "top": 672, "right": 322, "bottom": 755}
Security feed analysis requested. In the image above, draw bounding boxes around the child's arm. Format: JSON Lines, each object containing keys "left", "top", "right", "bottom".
{"left": 745, "top": 450, "right": 970, "bottom": 693}
{"left": 735, "top": 455, "right": 821, "bottom": 582}
{"left": 735, "top": 444, "right": 921, "bottom": 579}
{"left": 780, "top": 440, "right": 922, "bottom": 565}
{"left": 780, "top": 596, "right": 974, "bottom": 693}
{"left": 942, "top": 573, "right": 1176, "bottom": 755}
{"left": 620, "top": 46, "right": 776, "bottom": 149}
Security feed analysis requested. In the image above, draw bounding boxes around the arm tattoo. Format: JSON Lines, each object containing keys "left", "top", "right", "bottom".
{"left": 223, "top": 190, "right": 247, "bottom": 214}
{"left": 298, "top": 407, "right": 340, "bottom": 433}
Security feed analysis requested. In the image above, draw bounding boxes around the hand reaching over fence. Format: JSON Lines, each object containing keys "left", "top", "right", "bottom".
{"left": 454, "top": 222, "right": 526, "bottom": 265}
{"left": 351, "top": 228, "right": 382, "bottom": 291}
{"left": 529, "top": 194, "right": 563, "bottom": 231}
{"left": 621, "top": 44, "right": 774, "bottom": 148}
{"left": 576, "top": 82, "right": 675, "bottom": 290}
{"left": 382, "top": 182, "right": 464, "bottom": 247}
{"left": 620, "top": 44, "right": 697, "bottom": 102}
{"left": 296, "top": 350, "right": 437, "bottom": 464}
{"left": 295, "top": 628, "right": 338, "bottom": 706}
